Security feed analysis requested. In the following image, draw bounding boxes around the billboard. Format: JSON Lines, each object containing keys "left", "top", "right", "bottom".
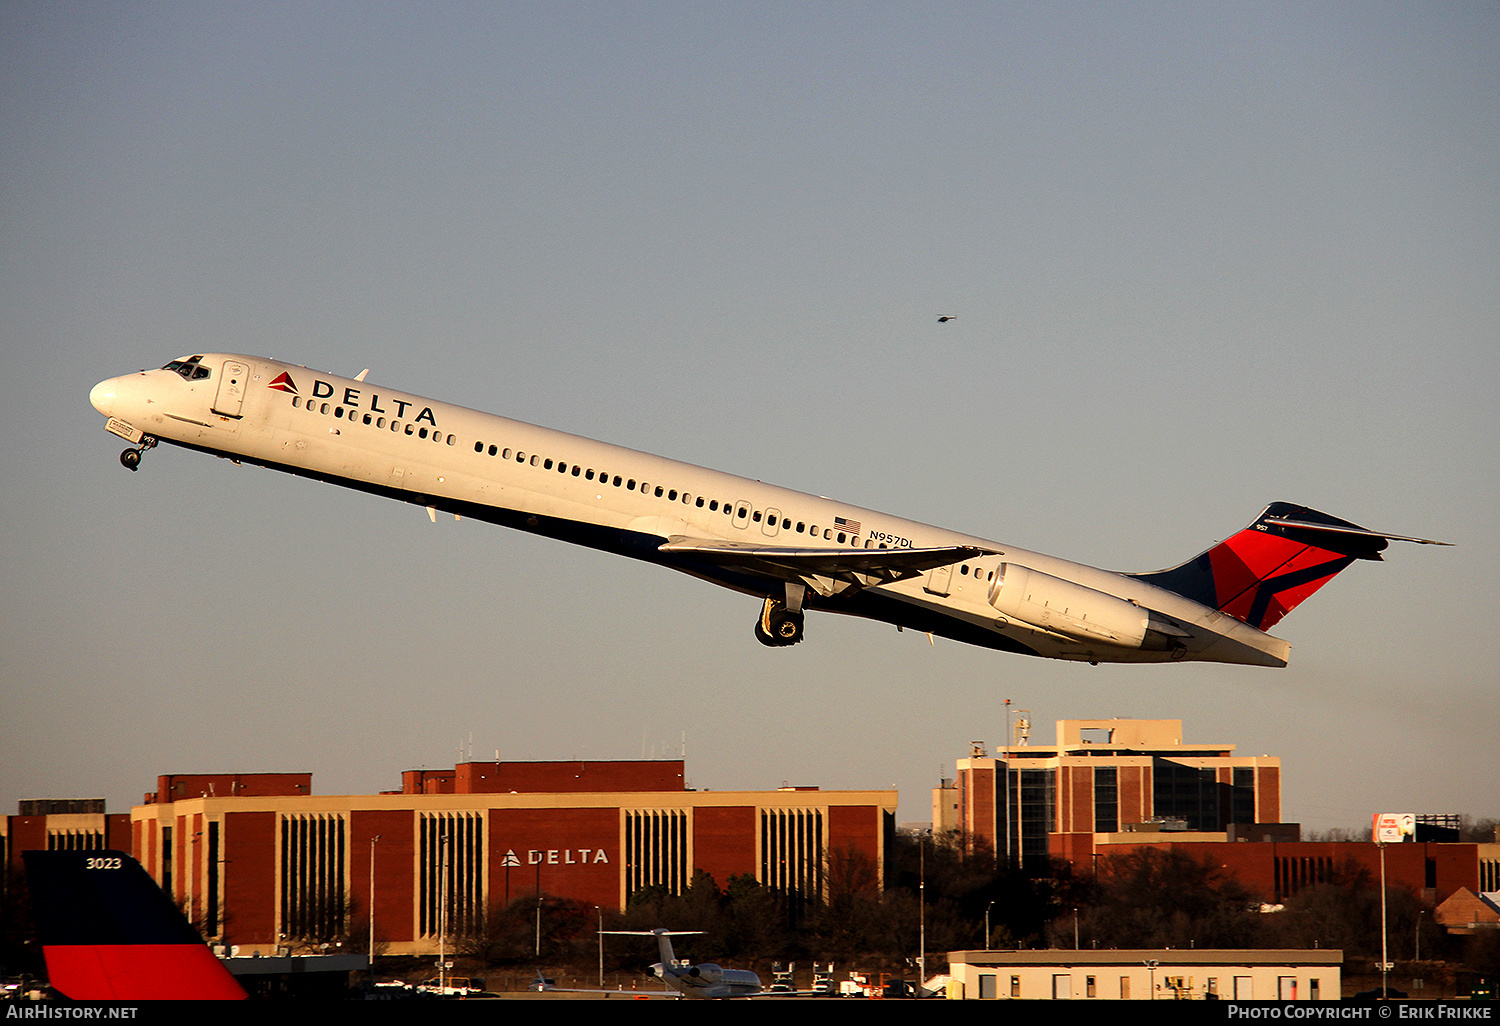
{"left": 1372, "top": 812, "right": 1415, "bottom": 843}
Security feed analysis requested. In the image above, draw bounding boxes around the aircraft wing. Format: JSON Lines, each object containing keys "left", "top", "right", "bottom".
{"left": 659, "top": 537, "right": 997, "bottom": 591}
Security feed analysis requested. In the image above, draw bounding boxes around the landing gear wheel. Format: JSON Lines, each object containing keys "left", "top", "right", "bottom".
{"left": 756, "top": 597, "right": 805, "bottom": 647}
{"left": 118, "top": 435, "right": 155, "bottom": 472}
{"left": 769, "top": 609, "right": 803, "bottom": 644}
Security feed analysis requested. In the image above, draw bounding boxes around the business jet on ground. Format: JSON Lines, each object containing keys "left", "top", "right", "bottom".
{"left": 605, "top": 929, "right": 768, "bottom": 999}
{"left": 90, "top": 354, "right": 1443, "bottom": 666}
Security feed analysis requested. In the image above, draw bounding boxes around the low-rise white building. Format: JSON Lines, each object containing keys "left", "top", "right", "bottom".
{"left": 947, "top": 949, "right": 1342, "bottom": 1000}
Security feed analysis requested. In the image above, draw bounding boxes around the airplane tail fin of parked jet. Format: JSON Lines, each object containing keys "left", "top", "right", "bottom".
{"left": 23, "top": 849, "right": 247, "bottom": 1001}
{"left": 1132, "top": 502, "right": 1449, "bottom": 632}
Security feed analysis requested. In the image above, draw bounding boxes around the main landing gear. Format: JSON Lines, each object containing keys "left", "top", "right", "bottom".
{"left": 754, "top": 586, "right": 806, "bottom": 648}
{"left": 119, "top": 435, "right": 157, "bottom": 471}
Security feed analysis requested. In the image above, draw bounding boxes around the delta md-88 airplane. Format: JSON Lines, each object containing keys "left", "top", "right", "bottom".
{"left": 90, "top": 354, "right": 1442, "bottom": 667}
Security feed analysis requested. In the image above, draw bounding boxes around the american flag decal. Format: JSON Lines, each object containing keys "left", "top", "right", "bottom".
{"left": 834, "top": 516, "right": 862, "bottom": 535}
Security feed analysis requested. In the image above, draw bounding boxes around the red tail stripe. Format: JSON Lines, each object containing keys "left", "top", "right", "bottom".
{"left": 43, "top": 944, "right": 246, "bottom": 1001}
{"left": 1209, "top": 531, "right": 1349, "bottom": 630}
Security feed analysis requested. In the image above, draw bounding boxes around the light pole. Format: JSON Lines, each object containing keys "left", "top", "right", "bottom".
{"left": 438, "top": 831, "right": 449, "bottom": 995}
{"left": 1379, "top": 840, "right": 1391, "bottom": 997}
{"left": 984, "top": 900, "right": 995, "bottom": 949}
{"left": 1003, "top": 699, "right": 1012, "bottom": 868}
{"left": 368, "top": 834, "right": 380, "bottom": 982}
{"left": 918, "top": 831, "right": 926, "bottom": 996}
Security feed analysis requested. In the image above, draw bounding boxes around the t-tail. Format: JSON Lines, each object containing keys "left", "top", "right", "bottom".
{"left": 1132, "top": 502, "right": 1448, "bottom": 632}
{"left": 22, "top": 849, "right": 247, "bottom": 1001}
{"left": 604, "top": 927, "right": 702, "bottom": 966}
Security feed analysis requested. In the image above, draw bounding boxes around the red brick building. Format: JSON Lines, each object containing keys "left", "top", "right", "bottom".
{"left": 1091, "top": 838, "right": 1500, "bottom": 908}
{"left": 130, "top": 761, "right": 896, "bottom": 956}
{"left": 933, "top": 716, "right": 1500, "bottom": 907}
{"left": 939, "top": 718, "right": 1282, "bottom": 869}
{"left": 2, "top": 800, "right": 132, "bottom": 879}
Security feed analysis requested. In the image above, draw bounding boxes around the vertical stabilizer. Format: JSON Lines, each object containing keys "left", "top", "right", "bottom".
{"left": 1132, "top": 502, "right": 1414, "bottom": 631}
{"left": 23, "top": 850, "right": 247, "bottom": 1001}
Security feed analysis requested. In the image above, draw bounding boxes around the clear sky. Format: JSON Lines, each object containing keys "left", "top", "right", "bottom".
{"left": 2, "top": 2, "right": 1495, "bottom": 833}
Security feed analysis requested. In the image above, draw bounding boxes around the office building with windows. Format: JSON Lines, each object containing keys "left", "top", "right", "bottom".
{"left": 2, "top": 799, "right": 132, "bottom": 876}
{"left": 936, "top": 717, "right": 1498, "bottom": 906}
{"left": 947, "top": 948, "right": 1342, "bottom": 1001}
{"left": 130, "top": 761, "right": 895, "bottom": 956}
{"left": 941, "top": 718, "right": 1282, "bottom": 868}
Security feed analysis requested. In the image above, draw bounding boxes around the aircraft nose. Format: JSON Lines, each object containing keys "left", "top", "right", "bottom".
{"left": 89, "top": 378, "right": 118, "bottom": 417}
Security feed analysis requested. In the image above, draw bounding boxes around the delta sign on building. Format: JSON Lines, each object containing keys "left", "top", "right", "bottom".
{"left": 131, "top": 762, "right": 895, "bottom": 956}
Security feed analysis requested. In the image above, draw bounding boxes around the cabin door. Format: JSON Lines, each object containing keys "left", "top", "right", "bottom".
{"left": 212, "top": 361, "right": 250, "bottom": 417}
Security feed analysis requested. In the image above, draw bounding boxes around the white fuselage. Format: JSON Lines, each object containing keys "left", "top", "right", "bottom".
{"left": 89, "top": 354, "right": 1290, "bottom": 666}
{"left": 657, "top": 962, "right": 764, "bottom": 999}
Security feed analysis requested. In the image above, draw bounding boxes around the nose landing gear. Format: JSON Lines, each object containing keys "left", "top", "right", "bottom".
{"left": 119, "top": 436, "right": 157, "bottom": 471}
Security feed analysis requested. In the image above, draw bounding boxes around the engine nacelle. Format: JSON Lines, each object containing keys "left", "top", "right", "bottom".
{"left": 689, "top": 964, "right": 724, "bottom": 984}
{"left": 988, "top": 564, "right": 1150, "bottom": 648}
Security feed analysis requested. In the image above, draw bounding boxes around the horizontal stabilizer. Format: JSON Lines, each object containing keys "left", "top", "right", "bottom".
{"left": 602, "top": 929, "right": 705, "bottom": 936}
{"left": 1264, "top": 518, "right": 1450, "bottom": 548}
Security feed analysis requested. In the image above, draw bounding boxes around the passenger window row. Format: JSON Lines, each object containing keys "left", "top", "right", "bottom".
{"left": 468, "top": 436, "right": 896, "bottom": 548}
{"left": 283, "top": 389, "right": 925, "bottom": 554}
{"left": 290, "top": 395, "right": 456, "bottom": 445}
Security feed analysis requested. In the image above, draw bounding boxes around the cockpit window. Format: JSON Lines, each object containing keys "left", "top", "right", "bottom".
{"left": 162, "top": 355, "right": 211, "bottom": 381}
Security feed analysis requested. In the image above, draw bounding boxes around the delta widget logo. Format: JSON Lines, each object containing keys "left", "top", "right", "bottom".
{"left": 267, "top": 372, "right": 299, "bottom": 394}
